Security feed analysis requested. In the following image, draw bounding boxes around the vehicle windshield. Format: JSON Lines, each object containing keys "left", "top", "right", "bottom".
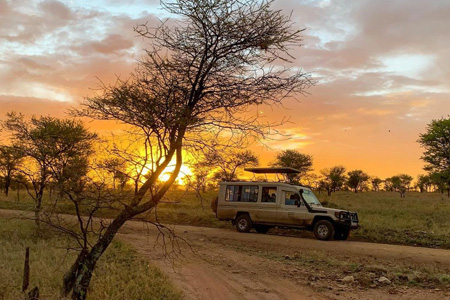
{"left": 301, "top": 189, "right": 322, "bottom": 206}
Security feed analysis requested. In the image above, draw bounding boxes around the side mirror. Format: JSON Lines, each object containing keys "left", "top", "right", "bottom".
{"left": 295, "top": 199, "right": 301, "bottom": 207}
{"left": 299, "top": 189, "right": 304, "bottom": 194}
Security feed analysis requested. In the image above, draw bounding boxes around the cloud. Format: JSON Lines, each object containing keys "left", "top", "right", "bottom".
{"left": 73, "top": 34, "right": 134, "bottom": 55}
{"left": 1, "top": 0, "right": 450, "bottom": 178}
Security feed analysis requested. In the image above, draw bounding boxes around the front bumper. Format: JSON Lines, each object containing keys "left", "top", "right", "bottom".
{"left": 336, "top": 212, "right": 359, "bottom": 229}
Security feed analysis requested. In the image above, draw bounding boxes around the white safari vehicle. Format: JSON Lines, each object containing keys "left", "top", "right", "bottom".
{"left": 216, "top": 167, "right": 359, "bottom": 240}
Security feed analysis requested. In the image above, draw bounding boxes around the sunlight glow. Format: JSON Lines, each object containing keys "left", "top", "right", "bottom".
{"left": 159, "top": 164, "right": 193, "bottom": 185}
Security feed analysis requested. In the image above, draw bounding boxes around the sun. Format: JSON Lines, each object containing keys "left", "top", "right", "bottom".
{"left": 160, "top": 164, "right": 192, "bottom": 185}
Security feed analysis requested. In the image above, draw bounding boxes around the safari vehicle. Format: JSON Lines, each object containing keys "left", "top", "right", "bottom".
{"left": 215, "top": 167, "right": 359, "bottom": 240}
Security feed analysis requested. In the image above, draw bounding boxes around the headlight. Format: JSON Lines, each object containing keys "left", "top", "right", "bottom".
{"left": 334, "top": 211, "right": 341, "bottom": 218}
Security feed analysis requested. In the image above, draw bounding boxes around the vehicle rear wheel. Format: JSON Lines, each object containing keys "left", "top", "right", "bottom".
{"left": 235, "top": 214, "right": 252, "bottom": 233}
{"left": 254, "top": 225, "right": 270, "bottom": 234}
{"left": 334, "top": 228, "right": 350, "bottom": 240}
{"left": 313, "top": 220, "right": 335, "bottom": 241}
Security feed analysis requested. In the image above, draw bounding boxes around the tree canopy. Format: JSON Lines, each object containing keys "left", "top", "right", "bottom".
{"left": 271, "top": 150, "right": 313, "bottom": 183}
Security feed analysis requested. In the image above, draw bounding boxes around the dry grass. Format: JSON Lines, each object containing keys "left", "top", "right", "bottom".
{"left": 0, "top": 218, "right": 182, "bottom": 300}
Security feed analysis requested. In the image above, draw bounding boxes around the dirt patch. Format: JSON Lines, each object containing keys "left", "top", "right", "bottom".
{"left": 118, "top": 223, "right": 450, "bottom": 300}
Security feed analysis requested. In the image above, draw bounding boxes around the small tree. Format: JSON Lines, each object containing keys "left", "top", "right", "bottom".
{"left": 207, "top": 149, "right": 259, "bottom": 182}
{"left": 390, "top": 174, "right": 413, "bottom": 198}
{"left": 101, "top": 158, "right": 129, "bottom": 191}
{"left": 302, "top": 173, "right": 321, "bottom": 190}
{"left": 0, "top": 145, "right": 24, "bottom": 196}
{"left": 429, "top": 171, "right": 450, "bottom": 196}
{"left": 384, "top": 177, "right": 394, "bottom": 192}
{"left": 416, "top": 174, "right": 432, "bottom": 193}
{"left": 2, "top": 112, "right": 97, "bottom": 225}
{"left": 271, "top": 150, "right": 313, "bottom": 183}
{"left": 371, "top": 177, "right": 382, "bottom": 192}
{"left": 320, "top": 166, "right": 346, "bottom": 196}
{"left": 419, "top": 117, "right": 450, "bottom": 197}
{"left": 346, "top": 170, "right": 370, "bottom": 193}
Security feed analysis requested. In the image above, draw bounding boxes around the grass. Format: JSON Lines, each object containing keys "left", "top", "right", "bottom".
{"left": 0, "top": 218, "right": 182, "bottom": 300}
{"left": 317, "top": 191, "right": 450, "bottom": 248}
{"left": 1, "top": 189, "right": 450, "bottom": 248}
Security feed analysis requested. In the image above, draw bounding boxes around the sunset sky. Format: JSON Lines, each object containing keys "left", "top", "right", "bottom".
{"left": 1, "top": 0, "right": 450, "bottom": 179}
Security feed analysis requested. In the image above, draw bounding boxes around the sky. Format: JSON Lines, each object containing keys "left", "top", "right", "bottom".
{"left": 1, "top": 0, "right": 450, "bottom": 179}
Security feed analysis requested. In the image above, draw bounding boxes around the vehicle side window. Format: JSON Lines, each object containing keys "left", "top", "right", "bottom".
{"left": 284, "top": 191, "right": 299, "bottom": 206}
{"left": 225, "top": 185, "right": 258, "bottom": 202}
{"left": 225, "top": 185, "right": 239, "bottom": 202}
{"left": 241, "top": 186, "right": 258, "bottom": 202}
{"left": 261, "top": 187, "right": 277, "bottom": 203}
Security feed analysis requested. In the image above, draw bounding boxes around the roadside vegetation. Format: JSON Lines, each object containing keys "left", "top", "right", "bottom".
{"left": 2, "top": 189, "right": 450, "bottom": 249}
{"left": 0, "top": 218, "right": 182, "bottom": 300}
{"left": 317, "top": 191, "right": 450, "bottom": 248}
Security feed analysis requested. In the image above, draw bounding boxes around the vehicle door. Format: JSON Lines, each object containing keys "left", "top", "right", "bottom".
{"left": 250, "top": 185, "right": 279, "bottom": 223}
{"left": 278, "top": 189, "right": 310, "bottom": 226}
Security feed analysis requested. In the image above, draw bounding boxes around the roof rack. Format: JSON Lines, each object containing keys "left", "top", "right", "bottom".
{"left": 244, "top": 167, "right": 301, "bottom": 182}
{"left": 244, "top": 167, "right": 301, "bottom": 174}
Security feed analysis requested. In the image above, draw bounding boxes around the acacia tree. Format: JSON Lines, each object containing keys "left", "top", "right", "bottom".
{"left": 206, "top": 149, "right": 259, "bottom": 182}
{"left": 2, "top": 113, "right": 97, "bottom": 225}
{"left": 390, "top": 174, "right": 413, "bottom": 198}
{"left": 416, "top": 174, "right": 431, "bottom": 193}
{"left": 320, "top": 166, "right": 346, "bottom": 196}
{"left": 62, "top": 0, "right": 311, "bottom": 298}
{"left": 419, "top": 117, "right": 450, "bottom": 197}
{"left": 0, "top": 145, "right": 24, "bottom": 196}
{"left": 346, "top": 170, "right": 370, "bottom": 193}
{"left": 429, "top": 171, "right": 450, "bottom": 196}
{"left": 271, "top": 149, "right": 313, "bottom": 183}
{"left": 371, "top": 177, "right": 382, "bottom": 192}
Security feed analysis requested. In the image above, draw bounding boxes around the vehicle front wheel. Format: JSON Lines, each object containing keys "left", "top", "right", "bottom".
{"left": 254, "top": 225, "right": 270, "bottom": 234}
{"left": 235, "top": 214, "right": 252, "bottom": 233}
{"left": 334, "top": 228, "right": 350, "bottom": 240}
{"left": 313, "top": 220, "right": 335, "bottom": 241}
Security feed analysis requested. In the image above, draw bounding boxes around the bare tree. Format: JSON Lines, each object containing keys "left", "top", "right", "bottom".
{"left": 57, "top": 0, "right": 312, "bottom": 298}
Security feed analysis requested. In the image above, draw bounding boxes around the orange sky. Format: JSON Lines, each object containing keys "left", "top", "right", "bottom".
{"left": 1, "top": 0, "right": 450, "bottom": 179}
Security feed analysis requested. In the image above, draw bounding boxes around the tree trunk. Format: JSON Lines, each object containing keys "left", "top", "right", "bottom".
{"left": 34, "top": 198, "right": 42, "bottom": 226}
{"left": 63, "top": 211, "right": 131, "bottom": 299}
{"left": 327, "top": 189, "right": 332, "bottom": 196}
{"left": 4, "top": 175, "right": 10, "bottom": 196}
{"left": 34, "top": 185, "right": 45, "bottom": 226}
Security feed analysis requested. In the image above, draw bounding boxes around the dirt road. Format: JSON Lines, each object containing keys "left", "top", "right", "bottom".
{"left": 1, "top": 209, "right": 449, "bottom": 299}
{"left": 118, "top": 222, "right": 450, "bottom": 300}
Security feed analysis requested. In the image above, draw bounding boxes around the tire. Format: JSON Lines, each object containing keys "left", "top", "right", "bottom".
{"left": 254, "top": 225, "right": 270, "bottom": 234}
{"left": 235, "top": 214, "right": 252, "bottom": 233}
{"left": 313, "top": 220, "right": 335, "bottom": 241}
{"left": 334, "top": 228, "right": 350, "bottom": 240}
